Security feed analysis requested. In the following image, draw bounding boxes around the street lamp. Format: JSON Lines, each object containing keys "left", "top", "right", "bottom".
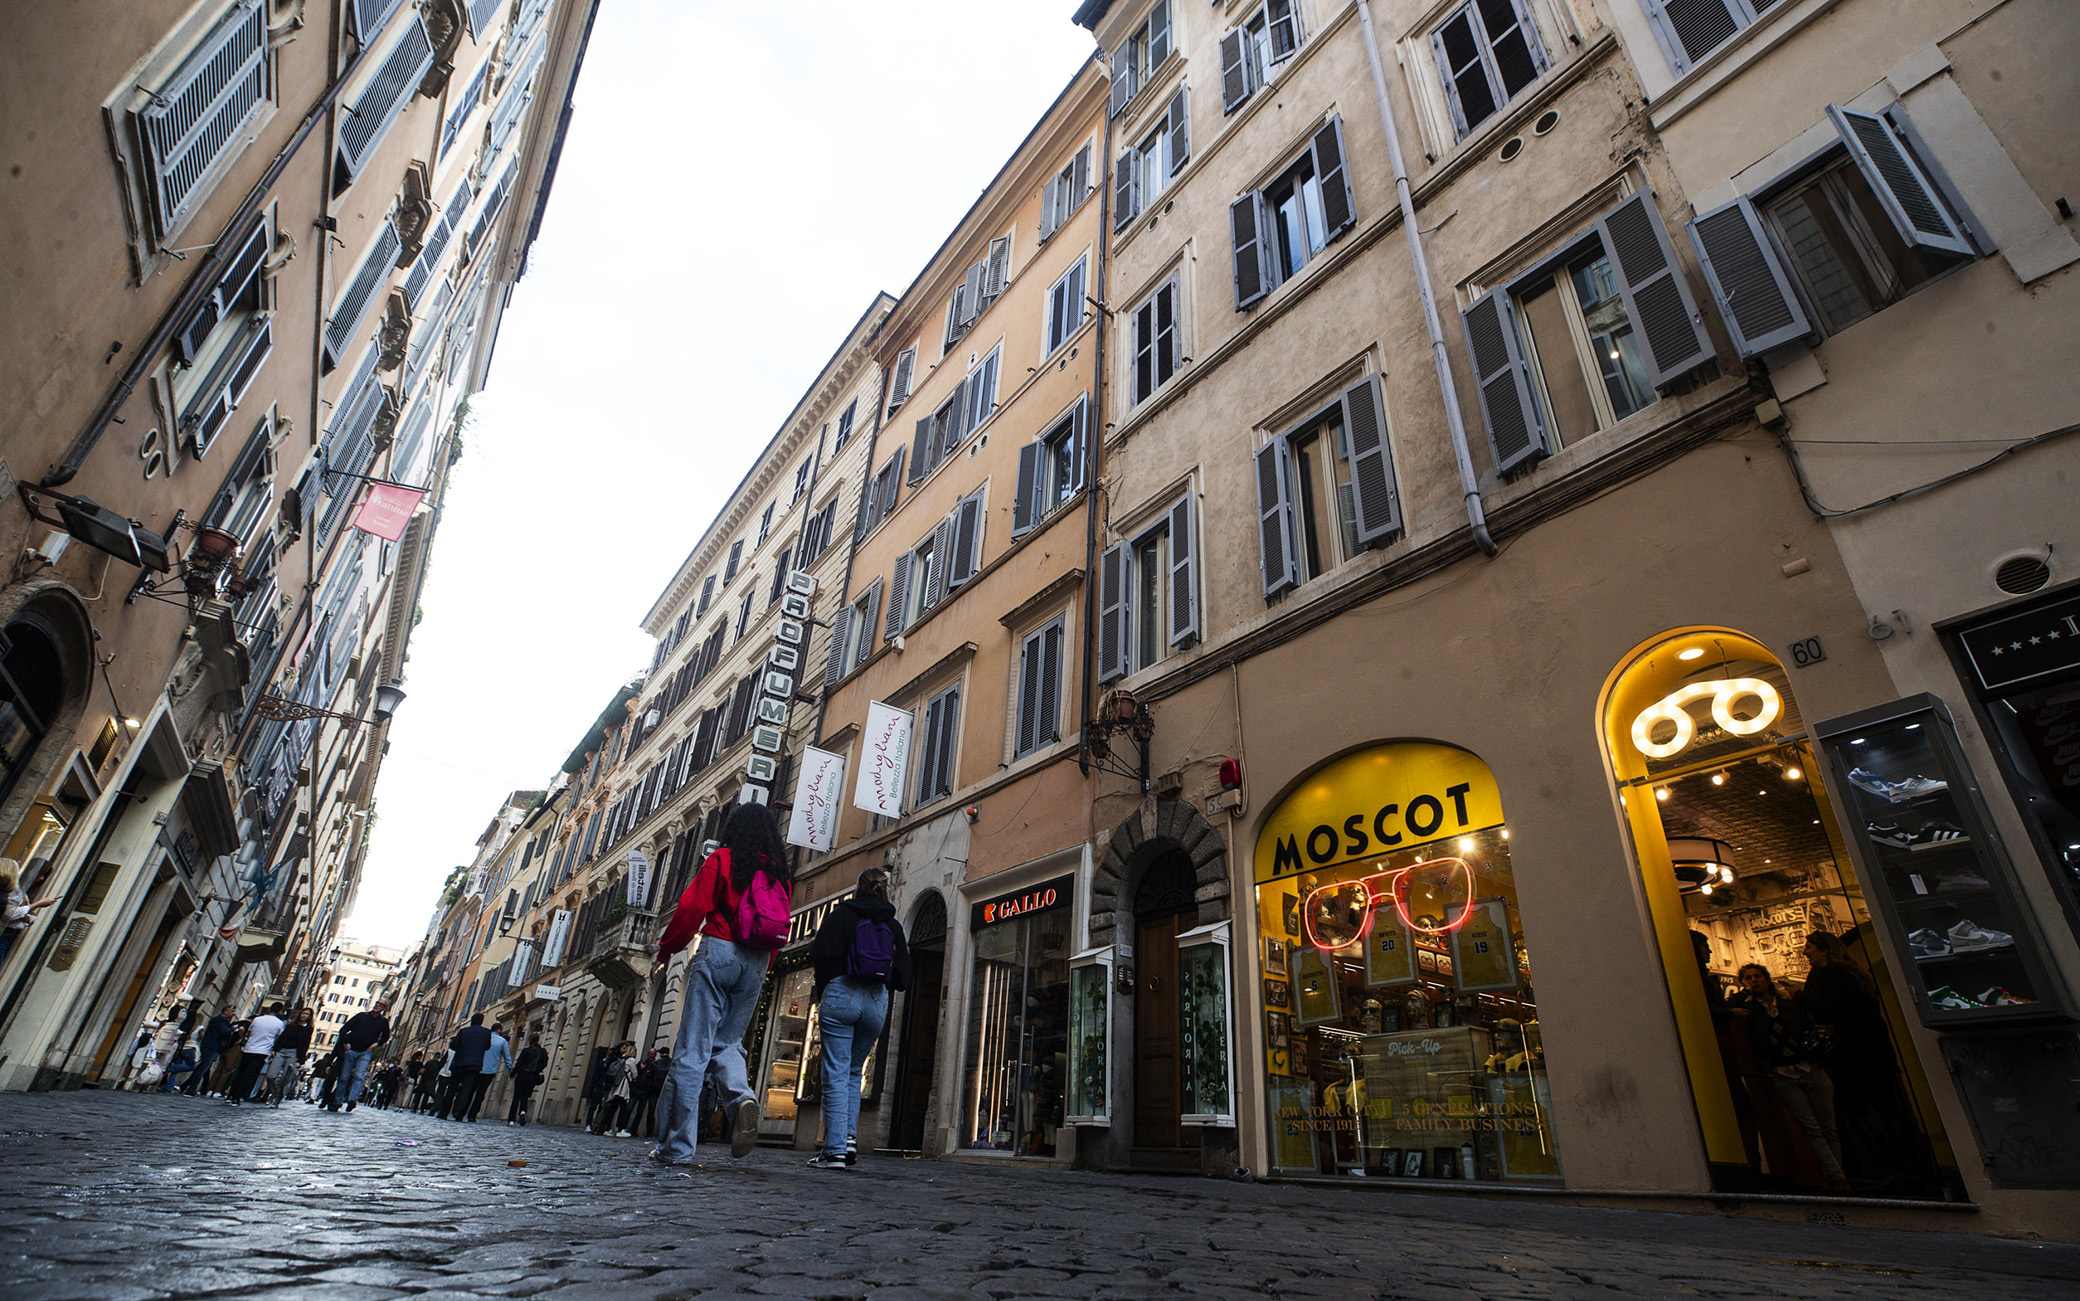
{"left": 254, "top": 686, "right": 407, "bottom": 727}
{"left": 373, "top": 684, "right": 406, "bottom": 723}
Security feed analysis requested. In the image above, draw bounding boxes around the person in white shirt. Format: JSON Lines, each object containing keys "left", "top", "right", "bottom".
{"left": 226, "top": 1003, "right": 286, "bottom": 1105}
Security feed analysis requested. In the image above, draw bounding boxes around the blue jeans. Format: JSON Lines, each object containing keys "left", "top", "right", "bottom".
{"left": 818, "top": 977, "right": 888, "bottom": 1160}
{"left": 182, "top": 1047, "right": 222, "bottom": 1095}
{"left": 338, "top": 1048, "right": 373, "bottom": 1105}
{"left": 655, "top": 939, "right": 769, "bottom": 1162}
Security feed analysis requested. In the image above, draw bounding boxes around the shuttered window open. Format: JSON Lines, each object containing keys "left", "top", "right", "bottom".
{"left": 1254, "top": 439, "right": 1299, "bottom": 597}
{"left": 887, "top": 348, "right": 915, "bottom": 412}
{"left": 1311, "top": 116, "right": 1355, "bottom": 243}
{"left": 1592, "top": 189, "right": 1711, "bottom": 388}
{"left": 1114, "top": 147, "right": 1142, "bottom": 232}
{"left": 324, "top": 219, "right": 402, "bottom": 370}
{"left": 139, "top": 0, "right": 272, "bottom": 241}
{"left": 1098, "top": 542, "right": 1128, "bottom": 684}
{"left": 1167, "top": 493, "right": 1199, "bottom": 647}
{"left": 349, "top": 0, "right": 409, "bottom": 45}
{"left": 823, "top": 606, "right": 853, "bottom": 689}
{"left": 336, "top": 17, "right": 434, "bottom": 189}
{"left": 1219, "top": 29, "right": 1250, "bottom": 115}
{"left": 1686, "top": 196, "right": 1812, "bottom": 357}
{"left": 1338, "top": 375, "right": 1402, "bottom": 547}
{"left": 1231, "top": 193, "right": 1271, "bottom": 309}
{"left": 1460, "top": 288, "right": 1549, "bottom": 478}
{"left": 1015, "top": 619, "right": 1065, "bottom": 759}
{"left": 1131, "top": 278, "right": 1180, "bottom": 404}
{"left": 886, "top": 553, "right": 914, "bottom": 639}
{"left": 1011, "top": 441, "right": 1041, "bottom": 540}
{"left": 916, "top": 685, "right": 961, "bottom": 803}
{"left": 947, "top": 489, "right": 984, "bottom": 592}
{"left": 983, "top": 236, "right": 1012, "bottom": 303}
{"left": 1825, "top": 105, "right": 1974, "bottom": 257}
{"left": 1639, "top": 0, "right": 1745, "bottom": 77}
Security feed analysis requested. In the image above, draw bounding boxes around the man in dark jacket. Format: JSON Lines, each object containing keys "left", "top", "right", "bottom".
{"left": 507, "top": 1035, "right": 549, "bottom": 1126}
{"left": 628, "top": 1049, "right": 666, "bottom": 1139}
{"left": 441, "top": 1015, "right": 492, "bottom": 1120}
{"left": 183, "top": 1004, "right": 240, "bottom": 1097}
{"left": 329, "top": 998, "right": 392, "bottom": 1112}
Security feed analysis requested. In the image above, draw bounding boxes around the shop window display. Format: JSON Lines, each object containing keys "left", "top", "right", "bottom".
{"left": 1253, "top": 742, "right": 1557, "bottom": 1182}
{"left": 962, "top": 902, "right": 1071, "bottom": 1155}
{"left": 1604, "top": 630, "right": 1963, "bottom": 1198}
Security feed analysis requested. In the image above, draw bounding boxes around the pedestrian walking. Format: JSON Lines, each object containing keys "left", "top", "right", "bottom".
{"left": 226, "top": 1003, "right": 287, "bottom": 1105}
{"left": 597, "top": 1042, "right": 637, "bottom": 1137}
{"left": 416, "top": 1051, "right": 446, "bottom": 1113}
{"left": 327, "top": 997, "right": 392, "bottom": 1112}
{"left": 441, "top": 1015, "right": 492, "bottom": 1120}
{"left": 429, "top": 1047, "right": 458, "bottom": 1116}
{"left": 507, "top": 1036, "right": 547, "bottom": 1125}
{"left": 183, "top": 1004, "right": 239, "bottom": 1096}
{"left": 160, "top": 1037, "right": 202, "bottom": 1094}
{"left": 650, "top": 802, "right": 794, "bottom": 1165}
{"left": 581, "top": 1046, "right": 615, "bottom": 1134}
{"left": 0, "top": 858, "right": 56, "bottom": 971}
{"left": 264, "top": 1007, "right": 314, "bottom": 1107}
{"left": 805, "top": 867, "right": 911, "bottom": 1170}
{"left": 628, "top": 1049, "right": 665, "bottom": 1139}
{"left": 465, "top": 1022, "right": 513, "bottom": 1121}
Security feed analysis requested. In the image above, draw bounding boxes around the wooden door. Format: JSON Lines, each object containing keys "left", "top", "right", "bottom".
{"left": 891, "top": 943, "right": 945, "bottom": 1150}
{"left": 1135, "top": 913, "right": 1182, "bottom": 1148}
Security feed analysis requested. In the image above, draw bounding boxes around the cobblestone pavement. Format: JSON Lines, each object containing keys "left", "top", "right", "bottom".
{"left": 2, "top": 1092, "right": 2077, "bottom": 1301}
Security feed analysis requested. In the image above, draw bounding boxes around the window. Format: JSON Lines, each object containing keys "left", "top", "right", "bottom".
{"left": 1099, "top": 492, "right": 1197, "bottom": 682}
{"left": 1231, "top": 117, "right": 1353, "bottom": 310}
{"left": 1108, "top": 1, "right": 1172, "bottom": 117}
{"left": 323, "top": 218, "right": 401, "bottom": 370}
{"left": 201, "top": 418, "right": 277, "bottom": 553}
{"left": 1045, "top": 257, "right": 1088, "bottom": 358}
{"left": 887, "top": 348, "right": 916, "bottom": 414}
{"left": 126, "top": 0, "right": 274, "bottom": 244}
{"left": 768, "top": 546, "right": 792, "bottom": 607}
{"left": 793, "top": 457, "right": 813, "bottom": 502}
{"left": 834, "top": 400, "right": 858, "bottom": 452}
{"left": 1129, "top": 277, "right": 1182, "bottom": 405}
{"left": 172, "top": 215, "right": 275, "bottom": 460}
{"left": 856, "top": 449, "right": 906, "bottom": 538}
{"left": 1639, "top": 0, "right": 1788, "bottom": 78}
{"left": 735, "top": 590, "right": 754, "bottom": 641}
{"left": 1429, "top": 0, "right": 1547, "bottom": 140}
{"left": 724, "top": 539, "right": 743, "bottom": 584}
{"left": 1013, "top": 397, "right": 1088, "bottom": 539}
{"left": 801, "top": 497, "right": 839, "bottom": 564}
{"left": 1116, "top": 90, "right": 1189, "bottom": 231}
{"left": 1219, "top": 0, "right": 1302, "bottom": 114}
{"left": 1462, "top": 189, "right": 1711, "bottom": 475}
{"left": 440, "top": 58, "right": 491, "bottom": 159}
{"left": 696, "top": 575, "right": 716, "bottom": 615}
{"left": 1014, "top": 618, "right": 1066, "bottom": 759}
{"left": 1039, "top": 145, "right": 1094, "bottom": 242}
{"left": 1254, "top": 376, "right": 1401, "bottom": 596}
{"left": 888, "top": 490, "right": 983, "bottom": 637}
{"left": 757, "top": 502, "right": 774, "bottom": 547}
{"left": 334, "top": 15, "right": 435, "bottom": 192}
{"left": 946, "top": 239, "right": 1013, "bottom": 349}
{"left": 907, "top": 346, "right": 999, "bottom": 486}
{"left": 823, "top": 579, "right": 883, "bottom": 686}
{"left": 914, "top": 683, "right": 962, "bottom": 804}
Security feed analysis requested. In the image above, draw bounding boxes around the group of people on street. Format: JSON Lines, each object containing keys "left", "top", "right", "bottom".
{"left": 137, "top": 994, "right": 392, "bottom": 1110}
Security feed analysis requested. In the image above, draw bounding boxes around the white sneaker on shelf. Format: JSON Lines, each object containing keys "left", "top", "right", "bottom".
{"left": 1947, "top": 919, "right": 2014, "bottom": 952}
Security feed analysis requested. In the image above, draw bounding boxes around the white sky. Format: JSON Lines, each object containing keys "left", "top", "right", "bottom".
{"left": 342, "top": 2, "right": 1099, "bottom": 948}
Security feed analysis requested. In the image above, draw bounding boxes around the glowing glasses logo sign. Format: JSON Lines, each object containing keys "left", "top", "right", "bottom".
{"left": 1303, "top": 859, "right": 1476, "bottom": 953}
{"left": 1630, "top": 678, "right": 1782, "bottom": 760}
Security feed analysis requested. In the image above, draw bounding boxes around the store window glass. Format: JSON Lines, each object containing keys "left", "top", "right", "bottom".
{"left": 1252, "top": 742, "right": 1555, "bottom": 1182}
{"left": 1602, "top": 629, "right": 1961, "bottom": 1198}
{"left": 961, "top": 893, "right": 1071, "bottom": 1155}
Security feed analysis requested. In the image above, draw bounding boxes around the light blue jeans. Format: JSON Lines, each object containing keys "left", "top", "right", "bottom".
{"left": 338, "top": 1048, "right": 373, "bottom": 1105}
{"left": 655, "top": 938, "right": 770, "bottom": 1162}
{"left": 818, "top": 977, "right": 888, "bottom": 1161}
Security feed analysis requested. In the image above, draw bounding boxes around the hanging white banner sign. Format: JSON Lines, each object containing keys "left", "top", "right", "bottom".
{"left": 853, "top": 700, "right": 913, "bottom": 818}
{"left": 787, "top": 745, "right": 847, "bottom": 851}
{"left": 626, "top": 849, "right": 653, "bottom": 909}
{"left": 509, "top": 938, "right": 535, "bottom": 986}
{"left": 540, "top": 909, "right": 573, "bottom": 967}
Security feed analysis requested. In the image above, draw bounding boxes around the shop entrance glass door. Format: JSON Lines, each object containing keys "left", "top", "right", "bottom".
{"left": 961, "top": 904, "right": 1070, "bottom": 1156}
{"left": 1134, "top": 850, "right": 1199, "bottom": 1151}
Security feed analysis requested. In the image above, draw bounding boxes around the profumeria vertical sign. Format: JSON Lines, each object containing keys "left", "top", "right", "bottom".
{"left": 853, "top": 701, "right": 912, "bottom": 818}
{"left": 786, "top": 745, "right": 847, "bottom": 851}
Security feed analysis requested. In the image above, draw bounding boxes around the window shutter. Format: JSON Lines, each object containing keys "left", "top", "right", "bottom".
{"left": 1594, "top": 189, "right": 1711, "bottom": 388}
{"left": 1114, "top": 147, "right": 1140, "bottom": 232}
{"left": 1826, "top": 105, "right": 1974, "bottom": 256}
{"left": 886, "top": 553, "right": 913, "bottom": 638}
{"left": 698, "top": 574, "right": 715, "bottom": 614}
{"left": 1267, "top": 0, "right": 1301, "bottom": 56}
{"left": 1071, "top": 145, "right": 1090, "bottom": 210}
{"left": 1037, "top": 623, "right": 1063, "bottom": 748}
{"left": 1040, "top": 174, "right": 1061, "bottom": 242}
{"left": 908, "top": 418, "right": 932, "bottom": 484}
{"left": 1167, "top": 493, "right": 1199, "bottom": 647}
{"left": 1110, "top": 44, "right": 1135, "bottom": 117}
{"left": 984, "top": 236, "right": 1012, "bottom": 301}
{"left": 918, "top": 695, "right": 947, "bottom": 801}
{"left": 324, "top": 219, "right": 402, "bottom": 369}
{"left": 1167, "top": 88, "right": 1190, "bottom": 176}
{"left": 856, "top": 580, "right": 882, "bottom": 667}
{"left": 1070, "top": 393, "right": 1090, "bottom": 493}
{"left": 140, "top": 0, "right": 270, "bottom": 240}
{"left": 1338, "top": 374, "right": 1401, "bottom": 547}
{"left": 1219, "top": 30, "right": 1249, "bottom": 114}
{"left": 1686, "top": 196, "right": 1813, "bottom": 358}
{"left": 350, "top": 0, "right": 409, "bottom": 44}
{"left": 1254, "top": 440, "right": 1300, "bottom": 597}
{"left": 1016, "top": 633, "right": 1042, "bottom": 757}
{"left": 1311, "top": 115, "right": 1355, "bottom": 242}
{"left": 1147, "top": 1, "right": 1171, "bottom": 67}
{"left": 948, "top": 491, "right": 983, "bottom": 590}
{"left": 886, "top": 446, "right": 905, "bottom": 517}
{"left": 818, "top": 607, "right": 848, "bottom": 684}
{"left": 1231, "top": 192, "right": 1272, "bottom": 309}
{"left": 466, "top": 0, "right": 504, "bottom": 39}
{"left": 958, "top": 262, "right": 986, "bottom": 328}
{"left": 337, "top": 18, "right": 435, "bottom": 185}
{"left": 1460, "top": 288, "right": 1549, "bottom": 478}
{"left": 1098, "top": 541, "right": 1128, "bottom": 683}
{"left": 1637, "top": 0, "right": 1741, "bottom": 76}
{"left": 725, "top": 539, "right": 743, "bottom": 583}
{"left": 888, "top": 348, "right": 915, "bottom": 411}
{"left": 934, "top": 691, "right": 959, "bottom": 798}
{"left": 925, "top": 517, "right": 957, "bottom": 608}
{"left": 1012, "top": 440, "right": 1041, "bottom": 539}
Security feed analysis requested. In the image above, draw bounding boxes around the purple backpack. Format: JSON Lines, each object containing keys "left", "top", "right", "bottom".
{"left": 847, "top": 915, "right": 896, "bottom": 983}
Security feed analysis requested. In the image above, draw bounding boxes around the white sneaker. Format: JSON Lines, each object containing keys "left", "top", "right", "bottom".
{"left": 615, "top": 1129, "right": 632, "bottom": 1138}
{"left": 1947, "top": 919, "right": 2014, "bottom": 952}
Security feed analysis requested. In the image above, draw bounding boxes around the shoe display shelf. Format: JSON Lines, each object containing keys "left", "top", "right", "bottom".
{"left": 1814, "top": 693, "right": 2071, "bottom": 1030}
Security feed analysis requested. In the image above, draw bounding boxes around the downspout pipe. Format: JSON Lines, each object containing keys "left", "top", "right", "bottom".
{"left": 1355, "top": 0, "right": 1498, "bottom": 556}
{"left": 1078, "top": 60, "right": 1113, "bottom": 781}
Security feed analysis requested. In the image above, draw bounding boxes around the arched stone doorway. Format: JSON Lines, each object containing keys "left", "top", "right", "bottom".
{"left": 0, "top": 581, "right": 95, "bottom": 877}
{"left": 889, "top": 891, "right": 946, "bottom": 1152}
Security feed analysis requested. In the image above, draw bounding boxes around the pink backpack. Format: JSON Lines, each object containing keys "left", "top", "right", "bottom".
{"left": 729, "top": 856, "right": 791, "bottom": 950}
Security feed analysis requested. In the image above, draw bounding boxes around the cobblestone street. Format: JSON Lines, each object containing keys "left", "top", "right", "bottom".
{"left": 0, "top": 1092, "right": 2075, "bottom": 1300}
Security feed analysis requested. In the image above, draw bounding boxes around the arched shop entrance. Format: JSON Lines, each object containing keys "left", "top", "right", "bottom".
{"left": 1253, "top": 742, "right": 1556, "bottom": 1183}
{"left": 1602, "top": 629, "right": 1960, "bottom": 1197}
{"left": 889, "top": 891, "right": 947, "bottom": 1152}
{"left": 1132, "top": 849, "right": 1200, "bottom": 1155}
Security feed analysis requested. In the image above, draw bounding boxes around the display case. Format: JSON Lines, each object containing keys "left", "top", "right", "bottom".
{"left": 1814, "top": 694, "right": 2070, "bottom": 1027}
{"left": 759, "top": 967, "right": 814, "bottom": 1132}
{"left": 1176, "top": 921, "right": 1235, "bottom": 1126}
{"left": 1065, "top": 949, "right": 1112, "bottom": 1126}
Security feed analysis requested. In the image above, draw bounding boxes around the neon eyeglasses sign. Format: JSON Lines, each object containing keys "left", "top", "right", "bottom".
{"left": 1630, "top": 678, "right": 1781, "bottom": 760}
{"left": 1302, "top": 858, "right": 1476, "bottom": 953}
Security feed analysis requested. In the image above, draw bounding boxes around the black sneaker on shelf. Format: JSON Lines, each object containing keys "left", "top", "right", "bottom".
{"left": 1867, "top": 823, "right": 1914, "bottom": 848}
{"left": 1910, "top": 819, "right": 1969, "bottom": 849}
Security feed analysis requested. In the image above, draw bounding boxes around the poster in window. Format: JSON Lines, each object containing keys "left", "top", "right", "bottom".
{"left": 1268, "top": 1079, "right": 1319, "bottom": 1173}
{"left": 1291, "top": 946, "right": 1341, "bottom": 1026}
{"left": 1364, "top": 909, "right": 1415, "bottom": 987}
{"left": 1264, "top": 937, "right": 1288, "bottom": 976}
{"left": 1280, "top": 892, "right": 1300, "bottom": 938}
{"left": 1451, "top": 899, "right": 1517, "bottom": 992}
{"left": 1263, "top": 977, "right": 1290, "bottom": 1009}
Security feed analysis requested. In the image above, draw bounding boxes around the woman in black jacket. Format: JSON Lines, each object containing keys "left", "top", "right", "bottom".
{"left": 805, "top": 867, "right": 911, "bottom": 1170}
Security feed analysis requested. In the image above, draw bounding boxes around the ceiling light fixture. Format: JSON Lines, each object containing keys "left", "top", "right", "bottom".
{"left": 1678, "top": 647, "right": 1704, "bottom": 661}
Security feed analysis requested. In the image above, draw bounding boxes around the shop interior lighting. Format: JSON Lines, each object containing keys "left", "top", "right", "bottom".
{"left": 1700, "top": 882, "right": 1714, "bottom": 895}
{"left": 1906, "top": 723, "right": 1921, "bottom": 730}
{"left": 1711, "top": 772, "right": 1725, "bottom": 785}
{"left": 123, "top": 717, "right": 141, "bottom": 729}
{"left": 1655, "top": 787, "right": 1669, "bottom": 801}
{"left": 1678, "top": 647, "right": 1704, "bottom": 661}
{"left": 1784, "top": 766, "right": 1801, "bottom": 781}
{"left": 1457, "top": 837, "right": 1476, "bottom": 853}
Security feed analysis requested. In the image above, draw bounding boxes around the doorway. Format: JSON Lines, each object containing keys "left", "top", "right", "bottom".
{"left": 890, "top": 892, "right": 946, "bottom": 1152}
{"left": 1133, "top": 849, "right": 1200, "bottom": 1153}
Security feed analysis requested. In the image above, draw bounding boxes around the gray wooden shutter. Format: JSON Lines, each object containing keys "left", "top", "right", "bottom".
{"left": 1460, "top": 288, "right": 1549, "bottom": 477}
{"left": 948, "top": 491, "right": 983, "bottom": 590}
{"left": 1219, "top": 30, "right": 1249, "bottom": 114}
{"left": 925, "top": 516, "right": 957, "bottom": 608}
{"left": 959, "top": 262, "right": 986, "bottom": 327}
{"left": 1267, "top": 0, "right": 1301, "bottom": 56}
{"left": 1147, "top": 1, "right": 1171, "bottom": 67}
{"left": 935, "top": 687, "right": 961, "bottom": 797}
{"left": 1167, "top": 88, "right": 1190, "bottom": 175}
{"left": 823, "top": 606, "right": 852, "bottom": 688}
{"left": 1428, "top": 26, "right": 1473, "bottom": 141}
{"left": 1070, "top": 394, "right": 1090, "bottom": 492}
{"left": 1016, "top": 632, "right": 1042, "bottom": 756}
{"left": 888, "top": 348, "right": 915, "bottom": 411}
{"left": 1071, "top": 145, "right": 1090, "bottom": 210}
{"left": 1011, "top": 440, "right": 1041, "bottom": 538}
{"left": 1686, "top": 196, "right": 1811, "bottom": 357}
{"left": 466, "top": 0, "right": 504, "bottom": 38}
{"left": 1110, "top": 44, "right": 1135, "bottom": 117}
{"left": 1594, "top": 189, "right": 1710, "bottom": 388}
{"left": 1254, "top": 440, "right": 1299, "bottom": 597}
{"left": 886, "top": 553, "right": 912, "bottom": 638}
{"left": 856, "top": 580, "right": 881, "bottom": 667}
{"left": 1339, "top": 375, "right": 1401, "bottom": 547}
{"left": 1039, "top": 174, "right": 1061, "bottom": 242}
{"left": 1826, "top": 105, "right": 1973, "bottom": 256}
{"left": 984, "top": 236, "right": 1012, "bottom": 301}
{"left": 1637, "top": 0, "right": 1741, "bottom": 76}
{"left": 337, "top": 17, "right": 435, "bottom": 184}
{"left": 885, "top": 446, "right": 905, "bottom": 517}
{"left": 915, "top": 696, "right": 944, "bottom": 801}
{"left": 908, "top": 419, "right": 932, "bottom": 484}
{"left": 1231, "top": 192, "right": 1271, "bottom": 309}
{"left": 1311, "top": 115, "right": 1355, "bottom": 242}
{"left": 1037, "top": 622, "right": 1063, "bottom": 747}
{"left": 324, "top": 219, "right": 402, "bottom": 368}
{"left": 1098, "top": 541, "right": 1128, "bottom": 683}
{"left": 1167, "top": 493, "right": 1198, "bottom": 647}
{"left": 1114, "top": 147, "right": 1140, "bottom": 232}
{"left": 140, "top": 0, "right": 271, "bottom": 239}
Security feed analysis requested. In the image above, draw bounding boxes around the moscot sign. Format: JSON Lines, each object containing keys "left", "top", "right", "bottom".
{"left": 1253, "top": 743, "right": 1506, "bottom": 884}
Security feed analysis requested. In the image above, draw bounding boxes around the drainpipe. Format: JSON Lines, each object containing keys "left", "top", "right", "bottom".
{"left": 1078, "top": 65, "right": 1113, "bottom": 783}
{"left": 1355, "top": 0, "right": 1497, "bottom": 556}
